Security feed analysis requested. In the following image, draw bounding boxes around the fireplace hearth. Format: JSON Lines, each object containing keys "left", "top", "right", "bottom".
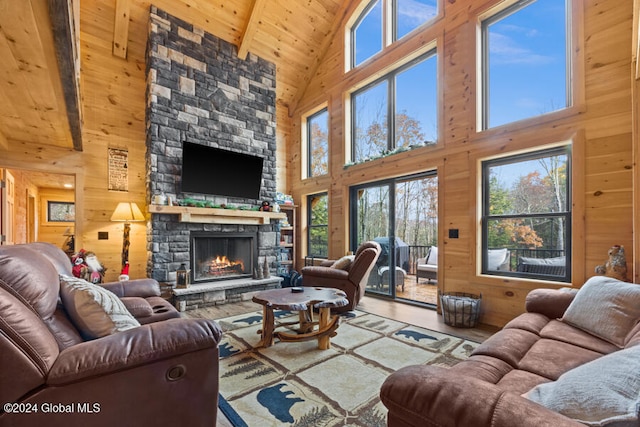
{"left": 191, "top": 232, "right": 257, "bottom": 283}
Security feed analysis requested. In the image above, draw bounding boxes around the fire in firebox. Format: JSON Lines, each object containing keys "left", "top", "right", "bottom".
{"left": 205, "top": 256, "right": 245, "bottom": 276}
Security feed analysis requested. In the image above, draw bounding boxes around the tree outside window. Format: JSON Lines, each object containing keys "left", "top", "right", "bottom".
{"left": 351, "top": 52, "right": 437, "bottom": 164}
{"left": 308, "top": 193, "right": 328, "bottom": 258}
{"left": 481, "top": 0, "right": 569, "bottom": 129}
{"left": 482, "top": 147, "right": 571, "bottom": 282}
{"left": 307, "top": 109, "right": 329, "bottom": 177}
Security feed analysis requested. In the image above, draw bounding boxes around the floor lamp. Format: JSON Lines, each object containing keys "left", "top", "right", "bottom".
{"left": 110, "top": 202, "right": 145, "bottom": 274}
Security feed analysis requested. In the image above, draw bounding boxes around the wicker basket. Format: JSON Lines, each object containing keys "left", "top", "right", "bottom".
{"left": 439, "top": 291, "right": 482, "bottom": 328}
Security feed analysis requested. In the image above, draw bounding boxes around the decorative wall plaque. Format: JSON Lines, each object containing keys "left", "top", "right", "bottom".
{"left": 108, "top": 148, "right": 128, "bottom": 191}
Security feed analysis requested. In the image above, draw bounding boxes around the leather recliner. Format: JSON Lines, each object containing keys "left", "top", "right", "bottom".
{"left": 301, "top": 241, "right": 381, "bottom": 313}
{"left": 0, "top": 243, "right": 222, "bottom": 427}
{"left": 32, "top": 241, "right": 181, "bottom": 324}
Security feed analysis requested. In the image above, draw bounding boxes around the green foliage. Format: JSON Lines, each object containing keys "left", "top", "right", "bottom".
{"left": 486, "top": 153, "right": 569, "bottom": 251}
{"left": 309, "top": 194, "right": 329, "bottom": 257}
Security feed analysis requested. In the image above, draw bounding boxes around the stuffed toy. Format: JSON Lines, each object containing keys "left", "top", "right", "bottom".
{"left": 71, "top": 249, "right": 106, "bottom": 284}
{"left": 119, "top": 262, "right": 130, "bottom": 282}
{"left": 71, "top": 250, "right": 86, "bottom": 278}
{"left": 259, "top": 201, "right": 271, "bottom": 212}
{"left": 595, "top": 245, "right": 629, "bottom": 282}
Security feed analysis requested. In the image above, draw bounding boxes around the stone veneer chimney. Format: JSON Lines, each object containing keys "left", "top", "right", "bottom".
{"left": 145, "top": 6, "right": 279, "bottom": 284}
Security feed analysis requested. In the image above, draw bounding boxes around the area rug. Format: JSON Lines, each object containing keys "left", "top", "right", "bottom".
{"left": 216, "top": 309, "right": 479, "bottom": 427}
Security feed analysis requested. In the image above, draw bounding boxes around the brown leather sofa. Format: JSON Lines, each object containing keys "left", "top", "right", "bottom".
{"left": 381, "top": 284, "right": 640, "bottom": 427}
{"left": 0, "top": 243, "right": 223, "bottom": 427}
{"left": 32, "top": 241, "right": 181, "bottom": 324}
{"left": 301, "top": 241, "right": 381, "bottom": 313}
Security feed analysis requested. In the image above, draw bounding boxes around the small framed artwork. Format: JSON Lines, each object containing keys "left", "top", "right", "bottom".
{"left": 48, "top": 201, "right": 75, "bottom": 222}
{"left": 108, "top": 147, "right": 128, "bottom": 191}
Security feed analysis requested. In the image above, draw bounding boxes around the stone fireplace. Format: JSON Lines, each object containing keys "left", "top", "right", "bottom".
{"left": 190, "top": 231, "right": 257, "bottom": 283}
{"left": 144, "top": 7, "right": 282, "bottom": 309}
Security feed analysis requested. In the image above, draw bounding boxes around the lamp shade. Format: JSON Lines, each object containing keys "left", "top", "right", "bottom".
{"left": 110, "top": 202, "right": 145, "bottom": 222}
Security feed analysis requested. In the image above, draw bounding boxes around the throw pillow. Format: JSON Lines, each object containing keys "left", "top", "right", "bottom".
{"left": 487, "top": 248, "right": 509, "bottom": 270}
{"left": 331, "top": 255, "right": 355, "bottom": 271}
{"left": 426, "top": 246, "right": 438, "bottom": 265}
{"left": 59, "top": 274, "right": 140, "bottom": 340}
{"left": 524, "top": 345, "right": 640, "bottom": 426}
{"left": 561, "top": 276, "right": 640, "bottom": 347}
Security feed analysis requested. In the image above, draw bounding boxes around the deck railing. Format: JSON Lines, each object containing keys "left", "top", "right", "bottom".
{"left": 405, "top": 246, "right": 566, "bottom": 274}
{"left": 491, "top": 248, "right": 566, "bottom": 272}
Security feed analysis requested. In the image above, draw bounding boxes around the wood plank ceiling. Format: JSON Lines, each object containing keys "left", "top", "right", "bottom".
{"left": 0, "top": 0, "right": 348, "bottom": 151}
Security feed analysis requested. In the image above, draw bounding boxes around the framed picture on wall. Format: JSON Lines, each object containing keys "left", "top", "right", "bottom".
{"left": 47, "top": 201, "right": 75, "bottom": 222}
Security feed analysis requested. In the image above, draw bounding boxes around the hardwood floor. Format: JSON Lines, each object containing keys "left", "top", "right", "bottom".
{"left": 191, "top": 295, "right": 499, "bottom": 426}
{"left": 374, "top": 274, "right": 439, "bottom": 305}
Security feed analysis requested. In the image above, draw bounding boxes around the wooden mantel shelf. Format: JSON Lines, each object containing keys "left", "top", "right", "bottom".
{"left": 148, "top": 205, "right": 287, "bottom": 225}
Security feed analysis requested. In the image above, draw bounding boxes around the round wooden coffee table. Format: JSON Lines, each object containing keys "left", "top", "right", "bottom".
{"left": 252, "top": 287, "right": 348, "bottom": 349}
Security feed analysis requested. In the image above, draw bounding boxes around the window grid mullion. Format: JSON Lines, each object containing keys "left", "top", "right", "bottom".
{"left": 486, "top": 212, "right": 570, "bottom": 221}
{"left": 388, "top": 74, "right": 395, "bottom": 152}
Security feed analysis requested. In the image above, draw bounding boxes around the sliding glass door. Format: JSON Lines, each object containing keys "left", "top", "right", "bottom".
{"left": 353, "top": 183, "right": 393, "bottom": 296}
{"left": 351, "top": 172, "right": 438, "bottom": 304}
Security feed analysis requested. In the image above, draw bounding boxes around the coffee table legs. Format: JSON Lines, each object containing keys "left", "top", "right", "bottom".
{"left": 317, "top": 307, "right": 331, "bottom": 350}
{"left": 257, "top": 305, "right": 276, "bottom": 347}
{"left": 257, "top": 306, "right": 339, "bottom": 349}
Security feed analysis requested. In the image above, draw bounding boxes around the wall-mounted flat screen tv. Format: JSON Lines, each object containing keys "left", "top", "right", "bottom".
{"left": 181, "top": 142, "right": 264, "bottom": 200}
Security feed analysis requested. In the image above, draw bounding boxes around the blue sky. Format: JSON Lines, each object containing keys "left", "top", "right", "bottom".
{"left": 353, "top": 0, "right": 568, "bottom": 139}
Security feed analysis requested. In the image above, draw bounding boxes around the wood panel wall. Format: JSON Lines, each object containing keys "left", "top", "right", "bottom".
{"left": 633, "top": 0, "right": 640, "bottom": 285}
{"left": 37, "top": 188, "right": 74, "bottom": 247}
{"left": 288, "top": 0, "right": 634, "bottom": 326}
{"left": 1, "top": 0, "right": 635, "bottom": 325}
{"left": 3, "top": 170, "right": 38, "bottom": 245}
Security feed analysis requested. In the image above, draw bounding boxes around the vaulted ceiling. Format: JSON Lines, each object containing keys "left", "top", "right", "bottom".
{"left": 0, "top": 0, "right": 350, "bottom": 152}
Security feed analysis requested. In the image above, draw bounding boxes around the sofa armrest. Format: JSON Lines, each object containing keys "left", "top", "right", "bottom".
{"left": 47, "top": 318, "right": 222, "bottom": 385}
{"left": 525, "top": 288, "right": 577, "bottom": 319}
{"left": 381, "top": 365, "right": 583, "bottom": 427}
{"left": 301, "top": 266, "right": 349, "bottom": 280}
{"left": 100, "top": 278, "right": 161, "bottom": 298}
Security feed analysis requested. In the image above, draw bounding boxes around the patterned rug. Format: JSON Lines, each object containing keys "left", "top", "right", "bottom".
{"left": 217, "top": 309, "right": 479, "bottom": 427}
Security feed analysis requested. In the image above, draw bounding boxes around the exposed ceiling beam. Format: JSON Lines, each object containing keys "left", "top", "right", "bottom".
{"left": 238, "top": 0, "right": 267, "bottom": 60}
{"left": 113, "top": 0, "right": 130, "bottom": 59}
{"left": 288, "top": 1, "right": 352, "bottom": 117}
{"left": 48, "top": 0, "right": 83, "bottom": 151}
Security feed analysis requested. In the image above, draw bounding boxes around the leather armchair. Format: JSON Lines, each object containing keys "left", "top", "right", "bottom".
{"left": 301, "top": 241, "right": 381, "bottom": 313}
{"left": 0, "top": 243, "right": 222, "bottom": 427}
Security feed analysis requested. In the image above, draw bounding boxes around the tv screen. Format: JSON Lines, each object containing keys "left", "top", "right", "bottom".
{"left": 181, "top": 142, "right": 264, "bottom": 200}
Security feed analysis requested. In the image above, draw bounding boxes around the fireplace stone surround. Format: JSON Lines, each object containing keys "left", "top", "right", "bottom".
{"left": 145, "top": 7, "right": 283, "bottom": 309}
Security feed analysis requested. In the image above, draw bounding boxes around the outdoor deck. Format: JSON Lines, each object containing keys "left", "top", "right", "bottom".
{"left": 370, "top": 272, "right": 439, "bottom": 305}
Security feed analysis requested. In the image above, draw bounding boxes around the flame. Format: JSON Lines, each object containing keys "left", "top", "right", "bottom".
{"left": 205, "top": 255, "right": 244, "bottom": 275}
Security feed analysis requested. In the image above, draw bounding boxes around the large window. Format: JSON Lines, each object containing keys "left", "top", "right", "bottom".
{"left": 308, "top": 193, "right": 329, "bottom": 258}
{"left": 481, "top": 0, "right": 570, "bottom": 129}
{"left": 307, "top": 108, "right": 329, "bottom": 177}
{"left": 482, "top": 147, "right": 571, "bottom": 282}
{"left": 351, "top": 52, "right": 437, "bottom": 164}
{"left": 351, "top": 0, "right": 438, "bottom": 68}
